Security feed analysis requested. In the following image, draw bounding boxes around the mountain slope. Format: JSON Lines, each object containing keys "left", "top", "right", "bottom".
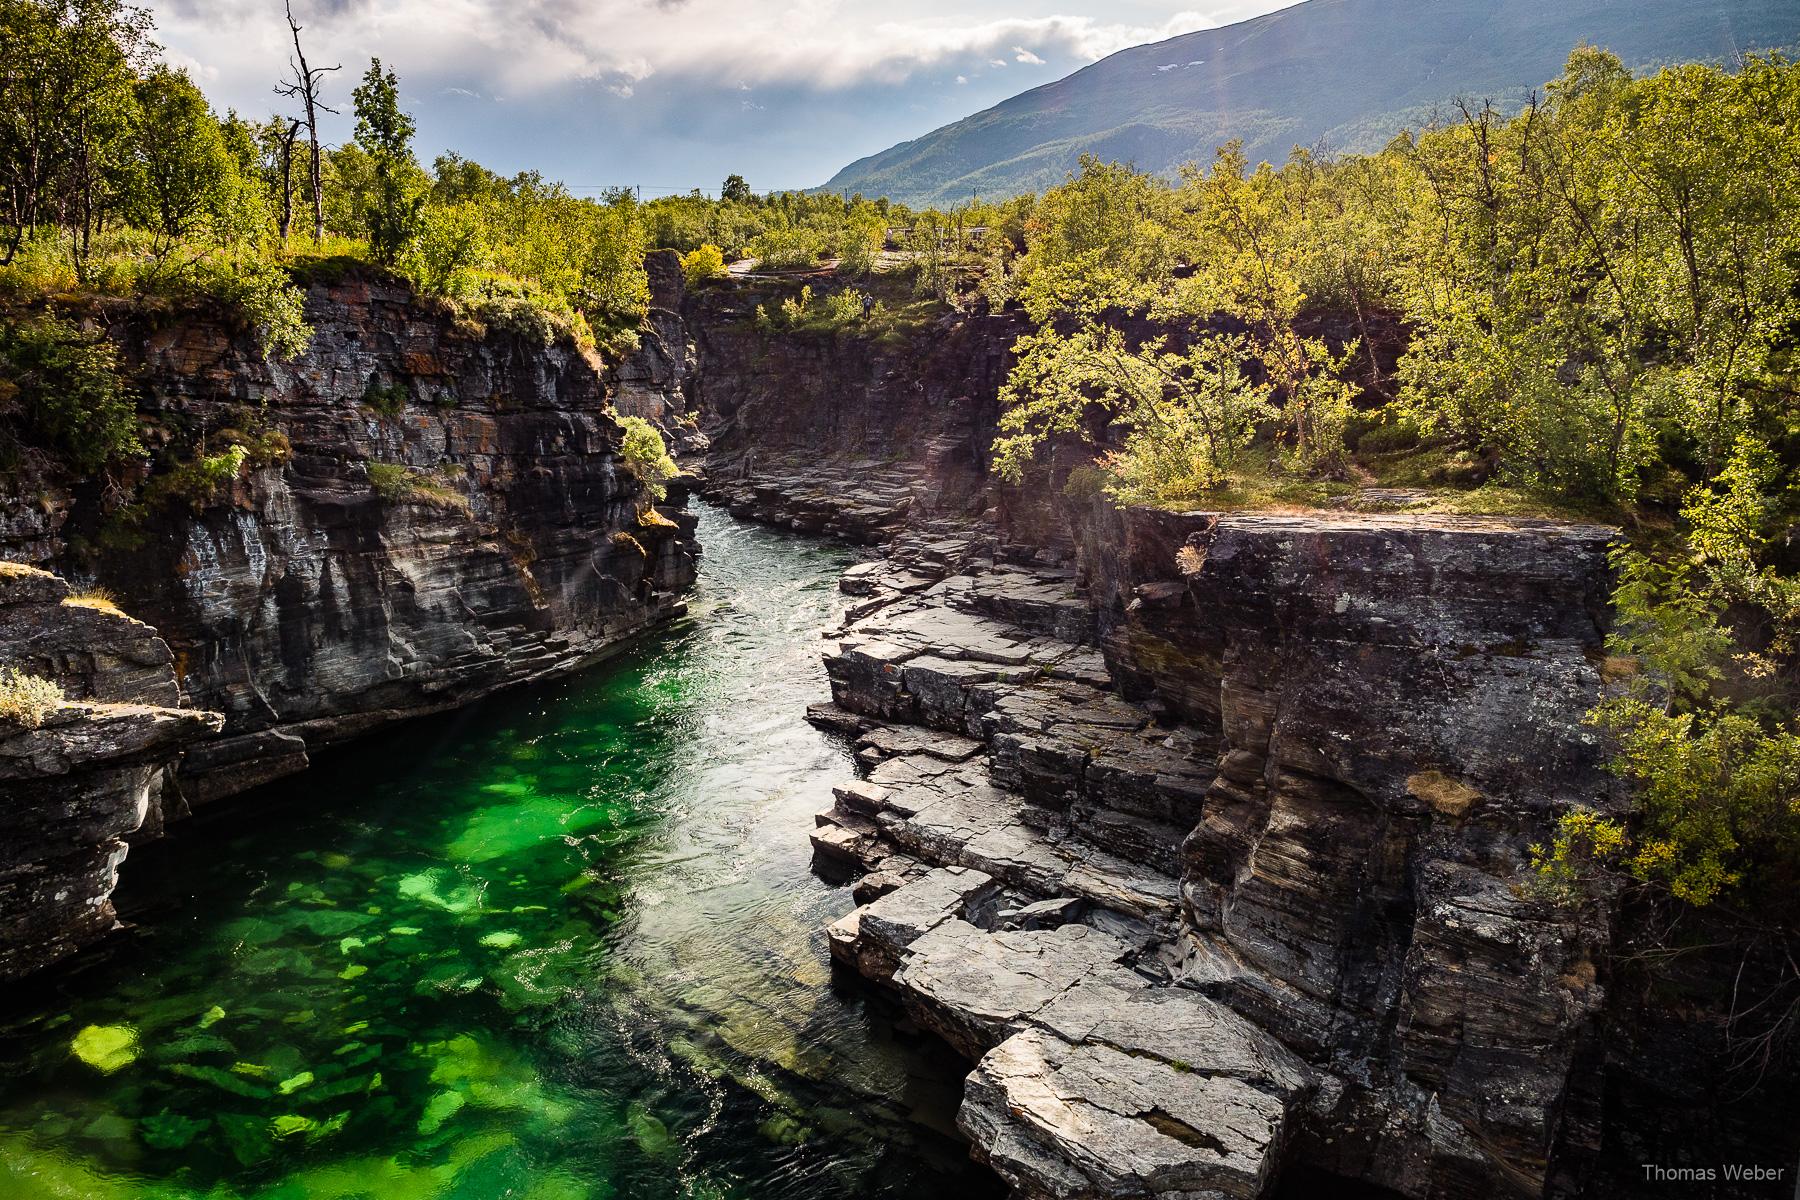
{"left": 822, "top": 0, "right": 1800, "bottom": 205}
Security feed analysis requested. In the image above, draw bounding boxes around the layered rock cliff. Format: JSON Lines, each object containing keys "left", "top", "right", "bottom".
{"left": 684, "top": 275, "right": 1021, "bottom": 541}
{"left": 3, "top": 265, "right": 698, "bottom": 802}
{"left": 807, "top": 510, "right": 1619, "bottom": 1198}
{"left": 0, "top": 564, "right": 220, "bottom": 981}
{"left": 674, "top": 276, "right": 1797, "bottom": 1198}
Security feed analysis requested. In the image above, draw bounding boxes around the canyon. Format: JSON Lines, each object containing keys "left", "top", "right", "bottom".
{"left": 1, "top": 259, "right": 1792, "bottom": 1198}
{"left": 0, "top": 257, "right": 697, "bottom": 980}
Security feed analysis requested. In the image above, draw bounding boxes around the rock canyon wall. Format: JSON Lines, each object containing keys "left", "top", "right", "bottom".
{"left": 0, "top": 564, "right": 220, "bottom": 981}
{"left": 3, "top": 264, "right": 698, "bottom": 803}
{"left": 0, "top": 261, "right": 699, "bottom": 976}
{"left": 678, "top": 273, "right": 1796, "bottom": 1199}
{"left": 2, "top": 262, "right": 1791, "bottom": 1197}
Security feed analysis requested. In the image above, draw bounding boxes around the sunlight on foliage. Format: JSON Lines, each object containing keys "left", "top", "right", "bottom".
{"left": 0, "top": 667, "right": 63, "bottom": 729}
{"left": 616, "top": 415, "right": 678, "bottom": 502}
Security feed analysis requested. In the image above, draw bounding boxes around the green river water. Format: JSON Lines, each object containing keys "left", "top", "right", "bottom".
{"left": 0, "top": 504, "right": 1001, "bottom": 1200}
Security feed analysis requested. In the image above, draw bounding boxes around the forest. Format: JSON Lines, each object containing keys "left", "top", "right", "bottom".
{"left": 1, "top": 0, "right": 1796, "bottom": 919}
{"left": 0, "top": 0, "right": 972, "bottom": 372}
{"left": 988, "top": 49, "right": 1800, "bottom": 916}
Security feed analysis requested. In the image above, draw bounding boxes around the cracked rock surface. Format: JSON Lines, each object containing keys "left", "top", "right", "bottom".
{"left": 805, "top": 508, "right": 1620, "bottom": 1199}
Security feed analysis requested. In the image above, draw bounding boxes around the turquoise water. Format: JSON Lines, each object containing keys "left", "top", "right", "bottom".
{"left": 0, "top": 504, "right": 999, "bottom": 1200}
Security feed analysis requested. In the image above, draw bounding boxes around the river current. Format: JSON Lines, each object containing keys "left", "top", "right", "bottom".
{"left": 0, "top": 503, "right": 1001, "bottom": 1200}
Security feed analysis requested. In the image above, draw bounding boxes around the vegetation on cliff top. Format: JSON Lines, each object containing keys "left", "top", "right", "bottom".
{"left": 976, "top": 50, "right": 1800, "bottom": 917}
{"left": 0, "top": 0, "right": 1000, "bottom": 493}
{"left": 3, "top": 0, "right": 1794, "bottom": 919}
{"left": 991, "top": 51, "right": 1800, "bottom": 517}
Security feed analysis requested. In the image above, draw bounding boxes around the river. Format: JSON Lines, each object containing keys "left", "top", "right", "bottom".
{"left": 0, "top": 503, "right": 1001, "bottom": 1200}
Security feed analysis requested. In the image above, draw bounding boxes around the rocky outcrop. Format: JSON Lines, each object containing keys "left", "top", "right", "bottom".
{"left": 684, "top": 276, "right": 1021, "bottom": 541}
{"left": 1085, "top": 507, "right": 1621, "bottom": 1198}
{"left": 610, "top": 250, "right": 710, "bottom": 459}
{"left": 806, "top": 508, "right": 1625, "bottom": 1199}
{"left": 0, "top": 564, "right": 221, "bottom": 980}
{"left": 5, "top": 266, "right": 698, "bottom": 801}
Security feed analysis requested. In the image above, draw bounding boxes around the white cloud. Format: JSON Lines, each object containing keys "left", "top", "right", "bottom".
{"left": 955, "top": 74, "right": 967, "bottom": 84}
{"left": 144, "top": 1, "right": 1218, "bottom": 107}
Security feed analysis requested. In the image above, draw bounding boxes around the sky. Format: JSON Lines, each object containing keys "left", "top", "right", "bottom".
{"left": 145, "top": 0, "right": 1305, "bottom": 194}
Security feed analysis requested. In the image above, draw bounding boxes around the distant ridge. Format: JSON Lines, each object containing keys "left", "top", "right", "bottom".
{"left": 821, "top": 0, "right": 1800, "bottom": 206}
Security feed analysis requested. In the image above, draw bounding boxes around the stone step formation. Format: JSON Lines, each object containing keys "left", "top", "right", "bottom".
{"left": 809, "top": 524, "right": 1314, "bottom": 1199}
{"left": 705, "top": 443, "right": 976, "bottom": 546}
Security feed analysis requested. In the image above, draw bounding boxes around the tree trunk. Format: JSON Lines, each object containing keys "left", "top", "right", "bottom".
{"left": 278, "top": 121, "right": 299, "bottom": 243}
{"left": 308, "top": 119, "right": 323, "bottom": 243}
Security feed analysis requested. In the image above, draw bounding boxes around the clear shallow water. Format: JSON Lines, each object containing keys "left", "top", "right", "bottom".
{"left": 0, "top": 504, "right": 1000, "bottom": 1200}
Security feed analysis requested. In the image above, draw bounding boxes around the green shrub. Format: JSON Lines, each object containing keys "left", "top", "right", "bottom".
{"left": 1353, "top": 414, "right": 1422, "bottom": 456}
{"left": 440, "top": 274, "right": 596, "bottom": 351}
{"left": 483, "top": 299, "right": 559, "bottom": 346}
{"left": 363, "top": 378, "right": 409, "bottom": 417}
{"left": 213, "top": 427, "right": 292, "bottom": 467}
{"left": 404, "top": 203, "right": 486, "bottom": 297}
{"left": 0, "top": 668, "right": 63, "bottom": 729}
{"left": 194, "top": 258, "right": 312, "bottom": 361}
{"left": 752, "top": 285, "right": 874, "bottom": 336}
{"left": 749, "top": 226, "right": 826, "bottom": 270}
{"left": 142, "top": 445, "right": 250, "bottom": 513}
{"left": 996, "top": 328, "right": 1272, "bottom": 501}
{"left": 1061, "top": 465, "right": 1107, "bottom": 502}
{"left": 778, "top": 285, "right": 812, "bottom": 326}
{"left": 1532, "top": 445, "right": 1800, "bottom": 909}
{"left": 820, "top": 288, "right": 865, "bottom": 325}
{"left": 680, "top": 244, "right": 727, "bottom": 287}
{"left": 615, "top": 415, "right": 677, "bottom": 501}
{"left": 0, "top": 316, "right": 143, "bottom": 473}
{"left": 0, "top": 230, "right": 79, "bottom": 299}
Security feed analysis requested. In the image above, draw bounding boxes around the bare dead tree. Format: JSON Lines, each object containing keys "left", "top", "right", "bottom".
{"left": 275, "top": 0, "right": 339, "bottom": 244}
{"left": 274, "top": 117, "right": 301, "bottom": 242}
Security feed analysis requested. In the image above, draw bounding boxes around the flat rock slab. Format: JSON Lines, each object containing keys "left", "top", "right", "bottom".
{"left": 960, "top": 1028, "right": 1295, "bottom": 1200}
{"left": 897, "top": 920, "right": 1138, "bottom": 1057}
{"left": 846, "top": 866, "right": 999, "bottom": 981}
{"left": 857, "top": 723, "right": 985, "bottom": 762}
{"left": 1034, "top": 977, "right": 1310, "bottom": 1096}
{"left": 859, "top": 754, "right": 1181, "bottom": 928}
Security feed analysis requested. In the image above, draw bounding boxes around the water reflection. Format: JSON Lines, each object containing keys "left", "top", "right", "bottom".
{"left": 0, "top": 503, "right": 999, "bottom": 1200}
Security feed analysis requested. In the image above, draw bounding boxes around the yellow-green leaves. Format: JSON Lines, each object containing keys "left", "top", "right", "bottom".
{"left": 679, "top": 243, "right": 727, "bottom": 286}
{"left": 615, "top": 415, "right": 678, "bottom": 503}
{"left": 1016, "top": 157, "right": 1183, "bottom": 322}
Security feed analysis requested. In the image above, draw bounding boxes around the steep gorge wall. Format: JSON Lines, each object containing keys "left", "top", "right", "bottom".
{"left": 0, "top": 564, "right": 220, "bottom": 981}
{"left": 684, "top": 275, "right": 1023, "bottom": 540}
{"left": 3, "top": 266, "right": 698, "bottom": 804}
{"left": 679, "top": 284, "right": 1799, "bottom": 1197}
{"left": 1079, "top": 505, "right": 1622, "bottom": 1195}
